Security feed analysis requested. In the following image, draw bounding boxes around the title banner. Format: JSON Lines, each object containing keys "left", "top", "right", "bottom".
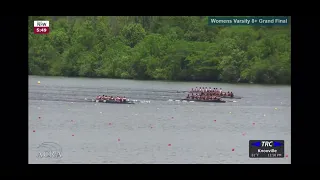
{"left": 208, "top": 16, "right": 289, "bottom": 26}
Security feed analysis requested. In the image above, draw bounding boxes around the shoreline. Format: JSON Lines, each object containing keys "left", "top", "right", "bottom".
{"left": 28, "top": 75, "right": 291, "bottom": 86}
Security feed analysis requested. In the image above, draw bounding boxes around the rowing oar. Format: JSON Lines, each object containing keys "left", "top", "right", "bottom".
{"left": 176, "top": 90, "right": 189, "bottom": 93}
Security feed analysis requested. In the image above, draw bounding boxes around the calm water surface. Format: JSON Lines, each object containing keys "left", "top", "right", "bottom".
{"left": 28, "top": 75, "right": 291, "bottom": 164}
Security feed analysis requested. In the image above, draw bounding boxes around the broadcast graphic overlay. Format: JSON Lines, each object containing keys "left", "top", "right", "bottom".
{"left": 208, "top": 16, "right": 289, "bottom": 26}
{"left": 249, "top": 140, "right": 284, "bottom": 158}
{"left": 34, "top": 20, "right": 50, "bottom": 34}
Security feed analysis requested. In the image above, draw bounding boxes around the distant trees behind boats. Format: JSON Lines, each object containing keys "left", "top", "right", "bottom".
{"left": 29, "top": 16, "right": 291, "bottom": 85}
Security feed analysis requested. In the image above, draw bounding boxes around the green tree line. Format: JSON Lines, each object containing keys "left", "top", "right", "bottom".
{"left": 28, "top": 16, "right": 291, "bottom": 84}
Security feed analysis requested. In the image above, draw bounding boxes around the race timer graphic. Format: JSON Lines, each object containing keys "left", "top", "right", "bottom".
{"left": 34, "top": 20, "right": 50, "bottom": 34}
{"left": 249, "top": 140, "right": 284, "bottom": 158}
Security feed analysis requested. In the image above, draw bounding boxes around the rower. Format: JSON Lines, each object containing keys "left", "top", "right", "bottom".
{"left": 191, "top": 93, "right": 194, "bottom": 99}
{"left": 209, "top": 87, "right": 212, "bottom": 92}
{"left": 205, "top": 87, "right": 208, "bottom": 92}
{"left": 187, "top": 94, "right": 190, "bottom": 99}
{"left": 191, "top": 88, "right": 193, "bottom": 92}
{"left": 123, "top": 96, "right": 127, "bottom": 102}
{"left": 199, "top": 87, "right": 202, "bottom": 92}
{"left": 230, "top": 92, "right": 234, "bottom": 98}
{"left": 195, "top": 87, "right": 198, "bottom": 92}
{"left": 96, "top": 95, "right": 100, "bottom": 100}
{"left": 219, "top": 88, "right": 222, "bottom": 94}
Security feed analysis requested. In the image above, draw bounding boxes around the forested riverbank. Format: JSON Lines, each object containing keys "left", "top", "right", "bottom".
{"left": 28, "top": 16, "right": 291, "bottom": 84}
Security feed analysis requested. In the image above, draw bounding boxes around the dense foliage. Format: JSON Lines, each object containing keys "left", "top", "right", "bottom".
{"left": 29, "top": 16, "right": 291, "bottom": 84}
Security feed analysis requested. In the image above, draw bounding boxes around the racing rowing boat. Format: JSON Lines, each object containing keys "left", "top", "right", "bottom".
{"left": 92, "top": 99, "right": 135, "bottom": 104}
{"left": 219, "top": 96, "right": 242, "bottom": 99}
{"left": 187, "top": 94, "right": 241, "bottom": 99}
{"left": 181, "top": 99, "right": 226, "bottom": 103}
{"left": 187, "top": 92, "right": 241, "bottom": 99}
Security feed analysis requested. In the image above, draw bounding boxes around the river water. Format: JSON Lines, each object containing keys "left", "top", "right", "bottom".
{"left": 28, "top": 75, "right": 291, "bottom": 164}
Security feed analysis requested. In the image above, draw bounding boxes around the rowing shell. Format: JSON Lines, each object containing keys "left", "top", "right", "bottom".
{"left": 91, "top": 99, "right": 135, "bottom": 104}
{"left": 187, "top": 92, "right": 242, "bottom": 99}
{"left": 180, "top": 99, "right": 226, "bottom": 103}
{"left": 220, "top": 96, "right": 241, "bottom": 99}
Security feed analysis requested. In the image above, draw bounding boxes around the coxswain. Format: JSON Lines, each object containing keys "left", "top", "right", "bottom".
{"left": 123, "top": 96, "right": 127, "bottom": 102}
